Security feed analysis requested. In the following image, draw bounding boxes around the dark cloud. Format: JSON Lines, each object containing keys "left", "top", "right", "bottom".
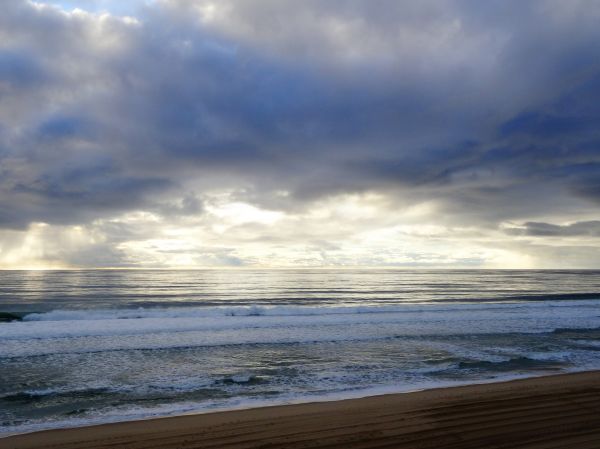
{"left": 0, "top": 50, "right": 46, "bottom": 87}
{"left": 506, "top": 221, "right": 600, "bottom": 237}
{"left": 1, "top": 0, "right": 600, "bottom": 267}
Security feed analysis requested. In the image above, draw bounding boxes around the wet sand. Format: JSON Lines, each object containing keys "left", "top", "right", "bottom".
{"left": 3, "top": 371, "right": 600, "bottom": 449}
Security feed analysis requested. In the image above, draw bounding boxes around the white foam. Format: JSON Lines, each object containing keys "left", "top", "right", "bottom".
{"left": 20, "top": 300, "right": 600, "bottom": 322}
{"left": 1, "top": 367, "right": 595, "bottom": 438}
{"left": 1, "top": 301, "right": 600, "bottom": 357}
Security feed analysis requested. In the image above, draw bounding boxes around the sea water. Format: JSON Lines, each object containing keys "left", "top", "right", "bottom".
{"left": 1, "top": 269, "right": 600, "bottom": 435}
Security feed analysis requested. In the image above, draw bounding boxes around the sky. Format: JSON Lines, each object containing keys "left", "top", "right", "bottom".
{"left": 0, "top": 0, "right": 600, "bottom": 269}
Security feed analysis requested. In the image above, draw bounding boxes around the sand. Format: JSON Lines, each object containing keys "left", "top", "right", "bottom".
{"left": 3, "top": 371, "right": 600, "bottom": 449}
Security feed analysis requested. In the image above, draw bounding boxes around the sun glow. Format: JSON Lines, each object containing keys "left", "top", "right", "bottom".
{"left": 208, "top": 202, "right": 284, "bottom": 226}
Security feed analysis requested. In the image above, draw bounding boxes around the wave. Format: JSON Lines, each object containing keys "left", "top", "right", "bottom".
{"left": 1, "top": 302, "right": 600, "bottom": 358}
{"left": 13, "top": 299, "right": 600, "bottom": 322}
{"left": 457, "top": 356, "right": 568, "bottom": 372}
{"left": 1, "top": 308, "right": 598, "bottom": 341}
{"left": 218, "top": 374, "right": 266, "bottom": 385}
{"left": 21, "top": 305, "right": 456, "bottom": 321}
{"left": 0, "top": 312, "right": 25, "bottom": 323}
{"left": 3, "top": 367, "right": 596, "bottom": 438}
{"left": 18, "top": 304, "right": 528, "bottom": 321}
{"left": 0, "top": 387, "right": 110, "bottom": 403}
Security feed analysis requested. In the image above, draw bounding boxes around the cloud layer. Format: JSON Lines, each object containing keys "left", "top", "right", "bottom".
{"left": 1, "top": 0, "right": 600, "bottom": 268}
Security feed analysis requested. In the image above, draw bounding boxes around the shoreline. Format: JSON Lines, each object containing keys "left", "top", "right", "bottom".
{"left": 0, "top": 369, "right": 588, "bottom": 439}
{"left": 3, "top": 370, "right": 600, "bottom": 449}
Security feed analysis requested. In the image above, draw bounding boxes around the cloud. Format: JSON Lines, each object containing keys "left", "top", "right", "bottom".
{"left": 505, "top": 220, "right": 600, "bottom": 237}
{"left": 1, "top": 0, "right": 600, "bottom": 267}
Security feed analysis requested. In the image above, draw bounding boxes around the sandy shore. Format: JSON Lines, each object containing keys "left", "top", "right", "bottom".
{"left": 3, "top": 371, "right": 600, "bottom": 449}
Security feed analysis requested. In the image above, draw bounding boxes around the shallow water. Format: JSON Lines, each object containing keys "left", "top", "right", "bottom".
{"left": 1, "top": 269, "right": 600, "bottom": 435}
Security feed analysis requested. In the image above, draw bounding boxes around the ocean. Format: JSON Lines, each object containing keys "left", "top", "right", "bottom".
{"left": 1, "top": 269, "right": 600, "bottom": 435}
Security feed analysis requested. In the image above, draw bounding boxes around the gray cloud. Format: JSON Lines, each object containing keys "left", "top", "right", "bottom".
{"left": 1, "top": 0, "right": 600, "bottom": 266}
{"left": 506, "top": 221, "right": 600, "bottom": 237}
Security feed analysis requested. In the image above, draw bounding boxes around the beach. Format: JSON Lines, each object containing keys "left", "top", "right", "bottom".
{"left": 3, "top": 370, "right": 600, "bottom": 449}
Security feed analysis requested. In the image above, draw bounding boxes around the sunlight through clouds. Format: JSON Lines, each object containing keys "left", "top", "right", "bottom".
{"left": 1, "top": 0, "right": 600, "bottom": 268}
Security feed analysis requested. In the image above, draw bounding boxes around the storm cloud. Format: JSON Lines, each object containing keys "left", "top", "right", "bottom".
{"left": 1, "top": 0, "right": 599, "bottom": 268}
